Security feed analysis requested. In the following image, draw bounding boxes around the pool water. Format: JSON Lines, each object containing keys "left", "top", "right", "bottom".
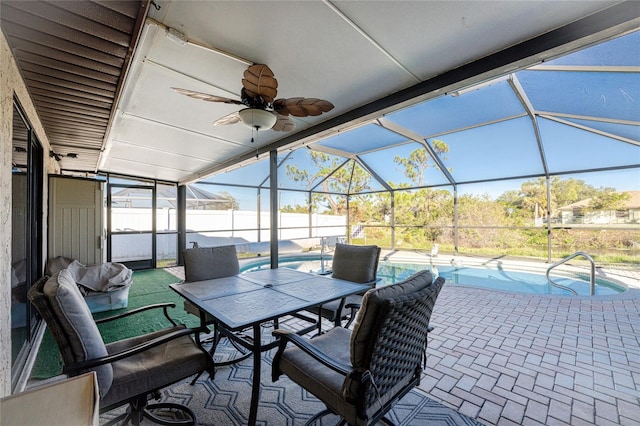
{"left": 377, "top": 263, "right": 624, "bottom": 296}
{"left": 241, "top": 257, "right": 626, "bottom": 296}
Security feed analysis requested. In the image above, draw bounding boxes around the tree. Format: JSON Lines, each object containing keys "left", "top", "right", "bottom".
{"left": 391, "top": 142, "right": 453, "bottom": 243}
{"left": 519, "top": 178, "right": 548, "bottom": 222}
{"left": 285, "top": 152, "right": 374, "bottom": 215}
{"left": 499, "top": 177, "right": 629, "bottom": 227}
{"left": 280, "top": 203, "right": 308, "bottom": 214}
{"left": 457, "top": 193, "right": 509, "bottom": 248}
{"left": 393, "top": 140, "right": 449, "bottom": 187}
{"left": 496, "top": 190, "right": 529, "bottom": 225}
{"left": 217, "top": 191, "right": 239, "bottom": 210}
{"left": 587, "top": 189, "right": 630, "bottom": 212}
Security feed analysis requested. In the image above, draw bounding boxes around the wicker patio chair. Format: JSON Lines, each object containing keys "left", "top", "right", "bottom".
{"left": 272, "top": 270, "right": 445, "bottom": 425}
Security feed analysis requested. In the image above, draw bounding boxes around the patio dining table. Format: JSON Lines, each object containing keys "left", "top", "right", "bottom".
{"left": 169, "top": 267, "right": 370, "bottom": 425}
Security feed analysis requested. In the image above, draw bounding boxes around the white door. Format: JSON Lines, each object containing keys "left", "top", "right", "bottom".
{"left": 48, "top": 176, "right": 104, "bottom": 265}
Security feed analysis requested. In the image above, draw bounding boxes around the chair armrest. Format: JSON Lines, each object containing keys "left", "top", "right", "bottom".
{"left": 64, "top": 325, "right": 208, "bottom": 374}
{"left": 272, "top": 329, "right": 352, "bottom": 377}
{"left": 94, "top": 303, "right": 178, "bottom": 326}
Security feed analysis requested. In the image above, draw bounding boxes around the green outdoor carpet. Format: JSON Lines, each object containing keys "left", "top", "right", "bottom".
{"left": 30, "top": 269, "right": 197, "bottom": 379}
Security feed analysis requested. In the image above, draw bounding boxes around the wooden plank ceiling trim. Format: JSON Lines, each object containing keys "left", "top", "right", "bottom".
{"left": 1, "top": 0, "right": 149, "bottom": 172}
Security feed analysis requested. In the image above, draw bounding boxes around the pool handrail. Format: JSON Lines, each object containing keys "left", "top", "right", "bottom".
{"left": 546, "top": 251, "right": 595, "bottom": 296}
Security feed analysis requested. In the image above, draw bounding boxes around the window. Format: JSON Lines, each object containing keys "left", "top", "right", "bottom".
{"left": 11, "top": 100, "right": 43, "bottom": 390}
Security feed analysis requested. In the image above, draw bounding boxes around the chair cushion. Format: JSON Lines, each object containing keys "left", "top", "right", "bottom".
{"left": 43, "top": 269, "right": 113, "bottom": 397}
{"left": 278, "top": 327, "right": 359, "bottom": 424}
{"left": 182, "top": 245, "right": 239, "bottom": 282}
{"left": 350, "top": 270, "right": 434, "bottom": 368}
{"left": 331, "top": 244, "right": 380, "bottom": 284}
{"left": 101, "top": 326, "right": 210, "bottom": 410}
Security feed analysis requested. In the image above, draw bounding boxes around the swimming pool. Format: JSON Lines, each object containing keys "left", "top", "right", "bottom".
{"left": 240, "top": 255, "right": 626, "bottom": 296}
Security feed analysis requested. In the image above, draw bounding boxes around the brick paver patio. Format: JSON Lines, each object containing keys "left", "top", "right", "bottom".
{"left": 422, "top": 284, "right": 640, "bottom": 425}
{"left": 167, "top": 259, "right": 640, "bottom": 425}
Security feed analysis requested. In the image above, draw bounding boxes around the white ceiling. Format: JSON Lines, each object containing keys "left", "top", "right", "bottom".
{"left": 100, "top": 0, "right": 626, "bottom": 184}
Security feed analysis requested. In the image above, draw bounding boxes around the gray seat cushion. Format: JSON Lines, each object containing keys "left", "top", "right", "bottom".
{"left": 182, "top": 245, "right": 239, "bottom": 282}
{"left": 278, "top": 327, "right": 358, "bottom": 423}
{"left": 182, "top": 245, "right": 240, "bottom": 321}
{"left": 331, "top": 244, "right": 380, "bottom": 284}
{"left": 43, "top": 269, "right": 113, "bottom": 397}
{"left": 101, "top": 326, "right": 211, "bottom": 409}
{"left": 306, "top": 244, "right": 381, "bottom": 322}
{"left": 350, "top": 270, "right": 434, "bottom": 368}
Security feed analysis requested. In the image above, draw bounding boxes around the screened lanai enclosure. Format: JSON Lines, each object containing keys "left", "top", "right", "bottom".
{"left": 162, "top": 30, "right": 639, "bottom": 268}
{"left": 6, "top": 0, "right": 640, "bottom": 406}
{"left": 73, "top": 28, "right": 639, "bottom": 269}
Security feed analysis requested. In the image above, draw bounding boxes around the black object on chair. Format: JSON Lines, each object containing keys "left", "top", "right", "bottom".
{"left": 272, "top": 270, "right": 445, "bottom": 426}
{"left": 28, "top": 271, "right": 214, "bottom": 426}
{"left": 305, "top": 243, "right": 381, "bottom": 334}
{"left": 182, "top": 245, "right": 252, "bottom": 370}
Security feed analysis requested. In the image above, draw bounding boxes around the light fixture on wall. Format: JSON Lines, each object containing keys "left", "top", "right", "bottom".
{"left": 49, "top": 150, "right": 79, "bottom": 161}
{"left": 165, "top": 27, "right": 187, "bottom": 45}
{"left": 151, "top": 18, "right": 252, "bottom": 66}
{"left": 238, "top": 108, "right": 277, "bottom": 131}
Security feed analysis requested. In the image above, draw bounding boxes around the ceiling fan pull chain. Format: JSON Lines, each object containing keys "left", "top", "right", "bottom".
{"left": 253, "top": 126, "right": 259, "bottom": 158}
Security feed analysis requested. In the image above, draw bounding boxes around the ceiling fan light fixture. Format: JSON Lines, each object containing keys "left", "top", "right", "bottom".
{"left": 238, "top": 108, "right": 276, "bottom": 130}
{"left": 174, "top": 63, "right": 332, "bottom": 133}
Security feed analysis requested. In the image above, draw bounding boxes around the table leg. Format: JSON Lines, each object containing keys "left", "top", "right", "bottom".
{"left": 248, "top": 323, "right": 262, "bottom": 426}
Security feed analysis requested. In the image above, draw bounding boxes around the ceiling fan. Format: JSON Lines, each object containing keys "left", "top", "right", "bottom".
{"left": 172, "top": 64, "right": 334, "bottom": 132}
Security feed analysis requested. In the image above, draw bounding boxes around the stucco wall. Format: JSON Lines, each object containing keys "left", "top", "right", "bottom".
{"left": 0, "top": 25, "right": 13, "bottom": 399}
{"left": 0, "top": 29, "right": 58, "bottom": 397}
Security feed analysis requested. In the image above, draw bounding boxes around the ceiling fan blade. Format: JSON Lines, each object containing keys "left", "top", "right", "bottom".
{"left": 172, "top": 87, "right": 243, "bottom": 104}
{"left": 273, "top": 97, "right": 334, "bottom": 117}
{"left": 272, "top": 115, "right": 296, "bottom": 132}
{"left": 213, "top": 111, "right": 241, "bottom": 126}
{"left": 242, "top": 64, "right": 278, "bottom": 103}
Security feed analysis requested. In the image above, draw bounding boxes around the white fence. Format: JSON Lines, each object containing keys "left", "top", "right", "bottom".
{"left": 111, "top": 209, "right": 347, "bottom": 261}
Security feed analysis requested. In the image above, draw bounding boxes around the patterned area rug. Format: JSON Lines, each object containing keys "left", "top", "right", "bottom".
{"left": 101, "top": 324, "right": 482, "bottom": 426}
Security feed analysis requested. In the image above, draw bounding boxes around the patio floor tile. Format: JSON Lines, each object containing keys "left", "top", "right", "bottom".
{"left": 415, "top": 282, "right": 640, "bottom": 425}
